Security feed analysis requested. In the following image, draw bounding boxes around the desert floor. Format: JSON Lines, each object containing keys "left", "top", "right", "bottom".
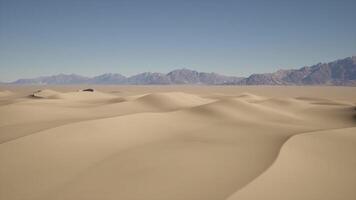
{"left": 0, "top": 85, "right": 355, "bottom": 200}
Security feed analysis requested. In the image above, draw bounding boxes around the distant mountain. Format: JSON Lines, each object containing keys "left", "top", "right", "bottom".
{"left": 7, "top": 56, "right": 356, "bottom": 85}
{"left": 127, "top": 72, "right": 171, "bottom": 84}
{"left": 167, "top": 69, "right": 241, "bottom": 84}
{"left": 89, "top": 73, "right": 126, "bottom": 84}
{"left": 10, "top": 69, "right": 244, "bottom": 85}
{"left": 13, "top": 74, "right": 90, "bottom": 85}
{"left": 238, "top": 56, "right": 356, "bottom": 86}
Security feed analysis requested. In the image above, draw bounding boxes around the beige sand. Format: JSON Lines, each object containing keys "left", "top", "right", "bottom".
{"left": 0, "top": 86, "right": 355, "bottom": 200}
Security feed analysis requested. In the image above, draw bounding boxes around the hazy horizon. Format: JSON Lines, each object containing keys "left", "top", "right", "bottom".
{"left": 1, "top": 0, "right": 356, "bottom": 82}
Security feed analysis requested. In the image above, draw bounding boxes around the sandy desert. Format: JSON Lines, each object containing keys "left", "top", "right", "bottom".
{"left": 0, "top": 85, "right": 355, "bottom": 200}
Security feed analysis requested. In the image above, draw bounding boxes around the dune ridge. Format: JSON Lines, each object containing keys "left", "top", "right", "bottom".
{"left": 0, "top": 86, "right": 355, "bottom": 200}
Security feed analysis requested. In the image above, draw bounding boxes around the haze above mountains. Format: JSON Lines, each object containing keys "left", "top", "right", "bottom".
{"left": 7, "top": 56, "right": 356, "bottom": 86}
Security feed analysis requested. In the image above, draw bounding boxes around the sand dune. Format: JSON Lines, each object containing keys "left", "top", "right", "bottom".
{"left": 0, "top": 91, "right": 213, "bottom": 143}
{"left": 31, "top": 89, "right": 125, "bottom": 103}
{"left": 227, "top": 127, "right": 356, "bottom": 200}
{"left": 135, "top": 92, "right": 214, "bottom": 110}
{"left": 31, "top": 89, "right": 62, "bottom": 99}
{"left": 235, "top": 92, "right": 266, "bottom": 102}
{"left": 0, "top": 86, "right": 355, "bottom": 200}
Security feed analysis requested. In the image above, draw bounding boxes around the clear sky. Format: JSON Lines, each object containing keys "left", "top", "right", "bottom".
{"left": 0, "top": 0, "right": 355, "bottom": 81}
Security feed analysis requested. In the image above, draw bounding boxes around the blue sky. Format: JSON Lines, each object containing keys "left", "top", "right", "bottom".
{"left": 0, "top": 0, "right": 355, "bottom": 81}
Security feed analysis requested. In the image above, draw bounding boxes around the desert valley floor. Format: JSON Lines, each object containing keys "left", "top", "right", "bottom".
{"left": 0, "top": 85, "right": 355, "bottom": 200}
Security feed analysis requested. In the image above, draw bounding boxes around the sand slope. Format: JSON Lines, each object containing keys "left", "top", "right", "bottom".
{"left": 0, "top": 86, "right": 355, "bottom": 200}
{"left": 0, "top": 90, "right": 13, "bottom": 97}
{"left": 227, "top": 127, "right": 356, "bottom": 200}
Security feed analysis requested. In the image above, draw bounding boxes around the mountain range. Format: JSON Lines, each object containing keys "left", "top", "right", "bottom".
{"left": 6, "top": 56, "right": 356, "bottom": 86}
{"left": 10, "top": 70, "right": 244, "bottom": 85}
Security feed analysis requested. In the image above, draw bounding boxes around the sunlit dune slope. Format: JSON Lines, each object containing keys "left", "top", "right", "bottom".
{"left": 227, "top": 127, "right": 356, "bottom": 200}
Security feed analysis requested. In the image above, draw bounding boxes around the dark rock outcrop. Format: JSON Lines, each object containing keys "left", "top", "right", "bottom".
{"left": 82, "top": 88, "right": 94, "bottom": 92}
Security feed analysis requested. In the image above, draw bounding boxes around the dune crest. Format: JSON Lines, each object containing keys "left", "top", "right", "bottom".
{"left": 235, "top": 92, "right": 265, "bottom": 102}
{"left": 135, "top": 92, "right": 214, "bottom": 109}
